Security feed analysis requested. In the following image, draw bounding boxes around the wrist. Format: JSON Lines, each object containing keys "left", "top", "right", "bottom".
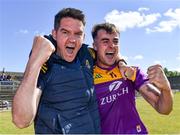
{"left": 117, "top": 59, "right": 127, "bottom": 65}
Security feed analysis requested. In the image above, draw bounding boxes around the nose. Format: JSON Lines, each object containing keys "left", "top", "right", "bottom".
{"left": 68, "top": 35, "right": 76, "bottom": 43}
{"left": 109, "top": 41, "right": 115, "bottom": 48}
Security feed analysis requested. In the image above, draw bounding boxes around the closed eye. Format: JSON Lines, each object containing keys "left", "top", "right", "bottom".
{"left": 101, "top": 38, "right": 109, "bottom": 44}
{"left": 75, "top": 32, "right": 83, "bottom": 38}
{"left": 113, "top": 37, "right": 119, "bottom": 45}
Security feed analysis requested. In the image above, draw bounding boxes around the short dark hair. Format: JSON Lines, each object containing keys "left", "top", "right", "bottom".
{"left": 54, "top": 8, "right": 86, "bottom": 30}
{"left": 91, "top": 23, "right": 120, "bottom": 40}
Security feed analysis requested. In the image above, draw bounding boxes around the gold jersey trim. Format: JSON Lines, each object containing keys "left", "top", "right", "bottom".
{"left": 94, "top": 65, "right": 137, "bottom": 84}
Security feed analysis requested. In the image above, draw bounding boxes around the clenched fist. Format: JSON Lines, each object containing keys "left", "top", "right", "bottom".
{"left": 30, "top": 35, "right": 56, "bottom": 67}
{"left": 147, "top": 64, "right": 171, "bottom": 92}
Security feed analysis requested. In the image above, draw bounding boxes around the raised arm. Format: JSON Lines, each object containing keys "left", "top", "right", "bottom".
{"left": 139, "top": 64, "right": 173, "bottom": 115}
{"left": 12, "top": 36, "right": 55, "bottom": 128}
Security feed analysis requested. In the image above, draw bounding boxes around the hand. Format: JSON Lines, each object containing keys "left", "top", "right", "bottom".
{"left": 119, "top": 65, "right": 136, "bottom": 81}
{"left": 30, "top": 35, "right": 55, "bottom": 67}
{"left": 147, "top": 64, "right": 171, "bottom": 92}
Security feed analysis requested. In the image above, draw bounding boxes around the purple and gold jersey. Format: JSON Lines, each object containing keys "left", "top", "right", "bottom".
{"left": 94, "top": 65, "right": 148, "bottom": 134}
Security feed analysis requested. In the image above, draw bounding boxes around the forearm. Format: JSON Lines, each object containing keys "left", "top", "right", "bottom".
{"left": 156, "top": 87, "right": 173, "bottom": 115}
{"left": 12, "top": 60, "right": 42, "bottom": 128}
{"left": 140, "top": 83, "right": 172, "bottom": 114}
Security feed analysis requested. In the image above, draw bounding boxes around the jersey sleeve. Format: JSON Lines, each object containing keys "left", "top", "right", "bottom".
{"left": 37, "top": 62, "right": 51, "bottom": 91}
{"left": 134, "top": 67, "right": 149, "bottom": 91}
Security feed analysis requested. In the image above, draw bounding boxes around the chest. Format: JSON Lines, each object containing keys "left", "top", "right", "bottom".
{"left": 94, "top": 67, "right": 136, "bottom": 106}
{"left": 42, "top": 61, "right": 94, "bottom": 105}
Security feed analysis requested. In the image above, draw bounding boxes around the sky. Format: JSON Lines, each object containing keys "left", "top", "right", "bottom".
{"left": 0, "top": 0, "right": 180, "bottom": 73}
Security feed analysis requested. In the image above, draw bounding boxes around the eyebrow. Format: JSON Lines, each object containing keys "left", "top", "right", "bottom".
{"left": 101, "top": 38, "right": 109, "bottom": 41}
{"left": 75, "top": 31, "right": 83, "bottom": 35}
{"left": 60, "top": 28, "right": 68, "bottom": 32}
{"left": 60, "top": 28, "right": 83, "bottom": 34}
{"left": 101, "top": 37, "right": 119, "bottom": 42}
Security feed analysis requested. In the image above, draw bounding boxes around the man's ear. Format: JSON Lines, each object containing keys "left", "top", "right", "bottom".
{"left": 52, "top": 29, "right": 57, "bottom": 40}
{"left": 93, "top": 42, "right": 97, "bottom": 50}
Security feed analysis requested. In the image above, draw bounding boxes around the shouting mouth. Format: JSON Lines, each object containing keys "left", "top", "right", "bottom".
{"left": 105, "top": 51, "right": 115, "bottom": 59}
{"left": 66, "top": 44, "right": 75, "bottom": 55}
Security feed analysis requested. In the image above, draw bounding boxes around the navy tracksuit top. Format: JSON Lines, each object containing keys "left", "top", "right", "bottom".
{"left": 34, "top": 35, "right": 100, "bottom": 134}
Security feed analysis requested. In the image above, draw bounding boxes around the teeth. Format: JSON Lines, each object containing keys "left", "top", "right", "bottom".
{"left": 106, "top": 52, "right": 114, "bottom": 55}
{"left": 66, "top": 46, "right": 75, "bottom": 49}
{"left": 66, "top": 44, "right": 75, "bottom": 48}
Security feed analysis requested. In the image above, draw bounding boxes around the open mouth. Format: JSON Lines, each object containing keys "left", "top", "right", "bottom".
{"left": 105, "top": 52, "right": 115, "bottom": 59}
{"left": 66, "top": 45, "right": 75, "bottom": 54}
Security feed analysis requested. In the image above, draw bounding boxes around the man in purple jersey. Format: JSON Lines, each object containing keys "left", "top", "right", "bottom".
{"left": 92, "top": 23, "right": 173, "bottom": 134}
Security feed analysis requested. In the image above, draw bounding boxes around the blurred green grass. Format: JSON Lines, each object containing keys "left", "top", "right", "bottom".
{"left": 136, "top": 91, "right": 180, "bottom": 134}
{"left": 0, "top": 111, "right": 34, "bottom": 134}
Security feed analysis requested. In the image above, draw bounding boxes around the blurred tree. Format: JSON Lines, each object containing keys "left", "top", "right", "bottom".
{"left": 164, "top": 68, "right": 180, "bottom": 77}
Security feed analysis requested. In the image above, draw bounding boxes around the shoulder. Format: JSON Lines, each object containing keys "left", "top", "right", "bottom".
{"left": 134, "top": 66, "right": 146, "bottom": 77}
{"left": 78, "top": 44, "right": 89, "bottom": 54}
{"left": 78, "top": 44, "right": 96, "bottom": 63}
{"left": 88, "top": 47, "right": 96, "bottom": 60}
{"left": 78, "top": 44, "right": 93, "bottom": 60}
{"left": 77, "top": 44, "right": 94, "bottom": 70}
{"left": 132, "top": 66, "right": 149, "bottom": 90}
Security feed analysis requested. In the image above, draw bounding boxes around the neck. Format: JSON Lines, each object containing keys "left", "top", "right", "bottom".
{"left": 96, "top": 62, "right": 116, "bottom": 70}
